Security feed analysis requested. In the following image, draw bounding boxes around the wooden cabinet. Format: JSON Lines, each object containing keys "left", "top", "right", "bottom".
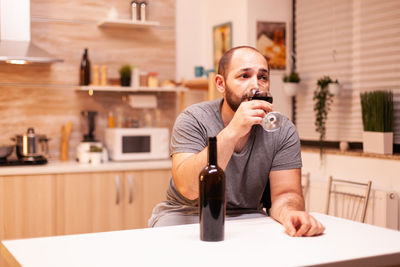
{"left": 0, "top": 175, "right": 57, "bottom": 240}
{"left": 124, "top": 170, "right": 171, "bottom": 228}
{"left": 56, "top": 172, "right": 125, "bottom": 235}
{"left": 0, "top": 169, "right": 171, "bottom": 243}
{"left": 56, "top": 169, "right": 170, "bottom": 234}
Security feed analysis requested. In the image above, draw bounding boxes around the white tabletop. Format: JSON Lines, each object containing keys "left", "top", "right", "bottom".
{"left": 2, "top": 213, "right": 400, "bottom": 267}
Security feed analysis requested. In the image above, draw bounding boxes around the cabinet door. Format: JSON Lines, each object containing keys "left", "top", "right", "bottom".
{"left": 56, "top": 172, "right": 124, "bottom": 235}
{"left": 122, "top": 172, "right": 144, "bottom": 229}
{"left": 123, "top": 170, "right": 171, "bottom": 229}
{"left": 0, "top": 175, "right": 57, "bottom": 240}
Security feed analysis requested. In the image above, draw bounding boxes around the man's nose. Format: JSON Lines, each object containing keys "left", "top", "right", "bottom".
{"left": 249, "top": 75, "right": 258, "bottom": 88}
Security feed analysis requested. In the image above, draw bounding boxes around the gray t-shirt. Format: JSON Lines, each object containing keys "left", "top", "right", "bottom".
{"left": 149, "top": 99, "right": 302, "bottom": 226}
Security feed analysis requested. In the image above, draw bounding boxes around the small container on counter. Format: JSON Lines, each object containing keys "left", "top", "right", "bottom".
{"left": 148, "top": 72, "right": 159, "bottom": 88}
{"left": 108, "top": 111, "right": 115, "bottom": 128}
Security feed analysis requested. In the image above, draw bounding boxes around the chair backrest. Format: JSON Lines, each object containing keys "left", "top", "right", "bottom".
{"left": 325, "top": 176, "right": 372, "bottom": 223}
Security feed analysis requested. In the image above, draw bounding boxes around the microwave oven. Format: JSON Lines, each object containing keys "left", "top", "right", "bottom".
{"left": 105, "top": 128, "right": 170, "bottom": 161}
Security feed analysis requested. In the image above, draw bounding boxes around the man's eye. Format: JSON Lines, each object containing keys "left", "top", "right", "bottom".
{"left": 241, "top": 74, "right": 248, "bottom": 78}
{"left": 259, "top": 75, "right": 268, "bottom": 81}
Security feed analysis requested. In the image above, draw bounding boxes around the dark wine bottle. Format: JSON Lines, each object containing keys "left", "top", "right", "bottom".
{"left": 199, "top": 136, "right": 226, "bottom": 242}
{"left": 80, "top": 48, "right": 91, "bottom": 85}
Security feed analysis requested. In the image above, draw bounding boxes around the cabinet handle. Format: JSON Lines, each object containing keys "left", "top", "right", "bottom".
{"left": 128, "top": 175, "right": 133, "bottom": 204}
{"left": 115, "top": 175, "right": 121, "bottom": 205}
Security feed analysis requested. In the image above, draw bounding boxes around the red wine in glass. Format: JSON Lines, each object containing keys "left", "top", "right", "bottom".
{"left": 246, "top": 89, "right": 283, "bottom": 132}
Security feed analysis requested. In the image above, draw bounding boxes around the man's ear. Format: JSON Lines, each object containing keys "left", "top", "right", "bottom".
{"left": 215, "top": 74, "right": 226, "bottom": 94}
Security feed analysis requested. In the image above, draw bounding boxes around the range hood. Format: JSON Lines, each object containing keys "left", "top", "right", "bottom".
{"left": 0, "top": 0, "right": 63, "bottom": 64}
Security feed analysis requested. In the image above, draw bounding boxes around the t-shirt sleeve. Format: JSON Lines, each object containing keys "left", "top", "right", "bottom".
{"left": 170, "top": 110, "right": 208, "bottom": 155}
{"left": 271, "top": 119, "right": 302, "bottom": 171}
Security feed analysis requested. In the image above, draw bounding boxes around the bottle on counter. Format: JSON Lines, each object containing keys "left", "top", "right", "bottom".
{"left": 80, "top": 48, "right": 91, "bottom": 86}
{"left": 199, "top": 136, "right": 226, "bottom": 242}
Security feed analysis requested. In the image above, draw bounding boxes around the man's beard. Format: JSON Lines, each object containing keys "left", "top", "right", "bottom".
{"left": 225, "top": 84, "right": 245, "bottom": 112}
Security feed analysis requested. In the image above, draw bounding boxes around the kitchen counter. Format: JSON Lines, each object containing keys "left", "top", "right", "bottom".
{"left": 0, "top": 159, "right": 172, "bottom": 176}
{"left": 2, "top": 212, "right": 400, "bottom": 267}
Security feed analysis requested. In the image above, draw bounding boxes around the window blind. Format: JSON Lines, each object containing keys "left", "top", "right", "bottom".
{"left": 295, "top": 0, "right": 400, "bottom": 144}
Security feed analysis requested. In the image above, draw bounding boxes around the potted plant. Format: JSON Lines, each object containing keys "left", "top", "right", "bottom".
{"left": 119, "top": 65, "right": 132, "bottom": 86}
{"left": 328, "top": 79, "right": 341, "bottom": 96}
{"left": 360, "top": 90, "right": 393, "bottom": 154}
{"left": 313, "top": 76, "right": 334, "bottom": 158}
{"left": 282, "top": 71, "right": 300, "bottom": 97}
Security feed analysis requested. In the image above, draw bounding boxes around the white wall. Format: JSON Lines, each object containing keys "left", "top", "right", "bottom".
{"left": 203, "top": 0, "right": 248, "bottom": 70}
{"left": 176, "top": 0, "right": 293, "bottom": 118}
{"left": 175, "top": 0, "right": 207, "bottom": 81}
{"left": 247, "top": 0, "right": 293, "bottom": 119}
{"left": 302, "top": 151, "right": 400, "bottom": 229}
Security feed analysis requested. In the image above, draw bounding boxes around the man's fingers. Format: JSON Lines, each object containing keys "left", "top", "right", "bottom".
{"left": 294, "top": 215, "right": 311, "bottom": 236}
{"left": 300, "top": 215, "right": 325, "bottom": 237}
{"left": 284, "top": 218, "right": 297, "bottom": 237}
{"left": 303, "top": 216, "right": 320, "bottom": 236}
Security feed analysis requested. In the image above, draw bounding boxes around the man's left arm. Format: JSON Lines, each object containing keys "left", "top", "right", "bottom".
{"left": 269, "top": 168, "right": 325, "bottom": 237}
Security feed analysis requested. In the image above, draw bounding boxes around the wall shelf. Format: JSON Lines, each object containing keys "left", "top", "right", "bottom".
{"left": 98, "top": 19, "right": 160, "bottom": 28}
{"left": 77, "top": 85, "right": 187, "bottom": 93}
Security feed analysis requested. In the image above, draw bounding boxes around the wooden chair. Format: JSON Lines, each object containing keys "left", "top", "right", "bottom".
{"left": 325, "top": 176, "right": 372, "bottom": 223}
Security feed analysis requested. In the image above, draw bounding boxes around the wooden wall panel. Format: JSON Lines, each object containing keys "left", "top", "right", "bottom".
{"left": 0, "top": 0, "right": 177, "bottom": 161}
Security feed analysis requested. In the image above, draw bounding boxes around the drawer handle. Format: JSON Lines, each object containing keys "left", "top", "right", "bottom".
{"left": 115, "top": 175, "right": 121, "bottom": 205}
{"left": 128, "top": 175, "right": 133, "bottom": 204}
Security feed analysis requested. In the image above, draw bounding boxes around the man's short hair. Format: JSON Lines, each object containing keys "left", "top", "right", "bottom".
{"left": 217, "top": 46, "right": 270, "bottom": 79}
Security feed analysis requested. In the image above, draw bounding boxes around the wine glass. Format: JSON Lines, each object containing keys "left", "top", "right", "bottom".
{"left": 245, "top": 89, "right": 284, "bottom": 132}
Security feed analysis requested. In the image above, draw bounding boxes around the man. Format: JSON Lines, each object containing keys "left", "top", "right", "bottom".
{"left": 149, "top": 46, "right": 325, "bottom": 237}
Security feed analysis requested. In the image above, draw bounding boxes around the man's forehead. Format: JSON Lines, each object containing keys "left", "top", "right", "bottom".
{"left": 229, "top": 48, "right": 268, "bottom": 72}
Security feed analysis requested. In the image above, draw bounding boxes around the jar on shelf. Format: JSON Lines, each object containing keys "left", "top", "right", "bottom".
{"left": 148, "top": 72, "right": 159, "bottom": 88}
{"left": 132, "top": 65, "right": 140, "bottom": 88}
{"left": 139, "top": 72, "right": 148, "bottom": 87}
{"left": 92, "top": 65, "right": 99, "bottom": 85}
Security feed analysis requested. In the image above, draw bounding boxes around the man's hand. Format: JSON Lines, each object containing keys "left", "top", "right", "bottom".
{"left": 281, "top": 210, "right": 325, "bottom": 237}
{"left": 226, "top": 100, "right": 272, "bottom": 138}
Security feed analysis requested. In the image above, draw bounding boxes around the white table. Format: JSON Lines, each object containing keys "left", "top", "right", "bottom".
{"left": 1, "top": 213, "right": 400, "bottom": 267}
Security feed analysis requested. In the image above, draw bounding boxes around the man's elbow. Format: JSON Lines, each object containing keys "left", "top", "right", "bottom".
{"left": 175, "top": 182, "right": 198, "bottom": 201}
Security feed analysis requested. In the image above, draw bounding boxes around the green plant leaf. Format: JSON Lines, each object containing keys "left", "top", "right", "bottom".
{"left": 360, "top": 90, "right": 393, "bottom": 132}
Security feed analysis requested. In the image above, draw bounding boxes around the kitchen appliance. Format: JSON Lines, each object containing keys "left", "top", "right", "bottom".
{"left": 0, "top": 128, "right": 49, "bottom": 166}
{"left": 76, "top": 142, "right": 108, "bottom": 164}
{"left": 12, "top": 128, "right": 49, "bottom": 162}
{"left": 0, "top": 0, "right": 63, "bottom": 64}
{"left": 81, "top": 111, "right": 98, "bottom": 142}
{"left": 105, "top": 128, "right": 169, "bottom": 161}
{"left": 76, "top": 110, "right": 108, "bottom": 163}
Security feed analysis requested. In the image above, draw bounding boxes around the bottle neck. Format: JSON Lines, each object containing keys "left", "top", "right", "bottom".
{"left": 208, "top": 138, "right": 217, "bottom": 166}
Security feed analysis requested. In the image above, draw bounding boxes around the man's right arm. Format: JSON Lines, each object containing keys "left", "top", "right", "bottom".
{"left": 172, "top": 127, "right": 238, "bottom": 200}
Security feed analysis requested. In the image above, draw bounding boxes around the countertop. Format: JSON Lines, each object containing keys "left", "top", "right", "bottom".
{"left": 2, "top": 213, "right": 400, "bottom": 267}
{"left": 0, "top": 159, "right": 172, "bottom": 176}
